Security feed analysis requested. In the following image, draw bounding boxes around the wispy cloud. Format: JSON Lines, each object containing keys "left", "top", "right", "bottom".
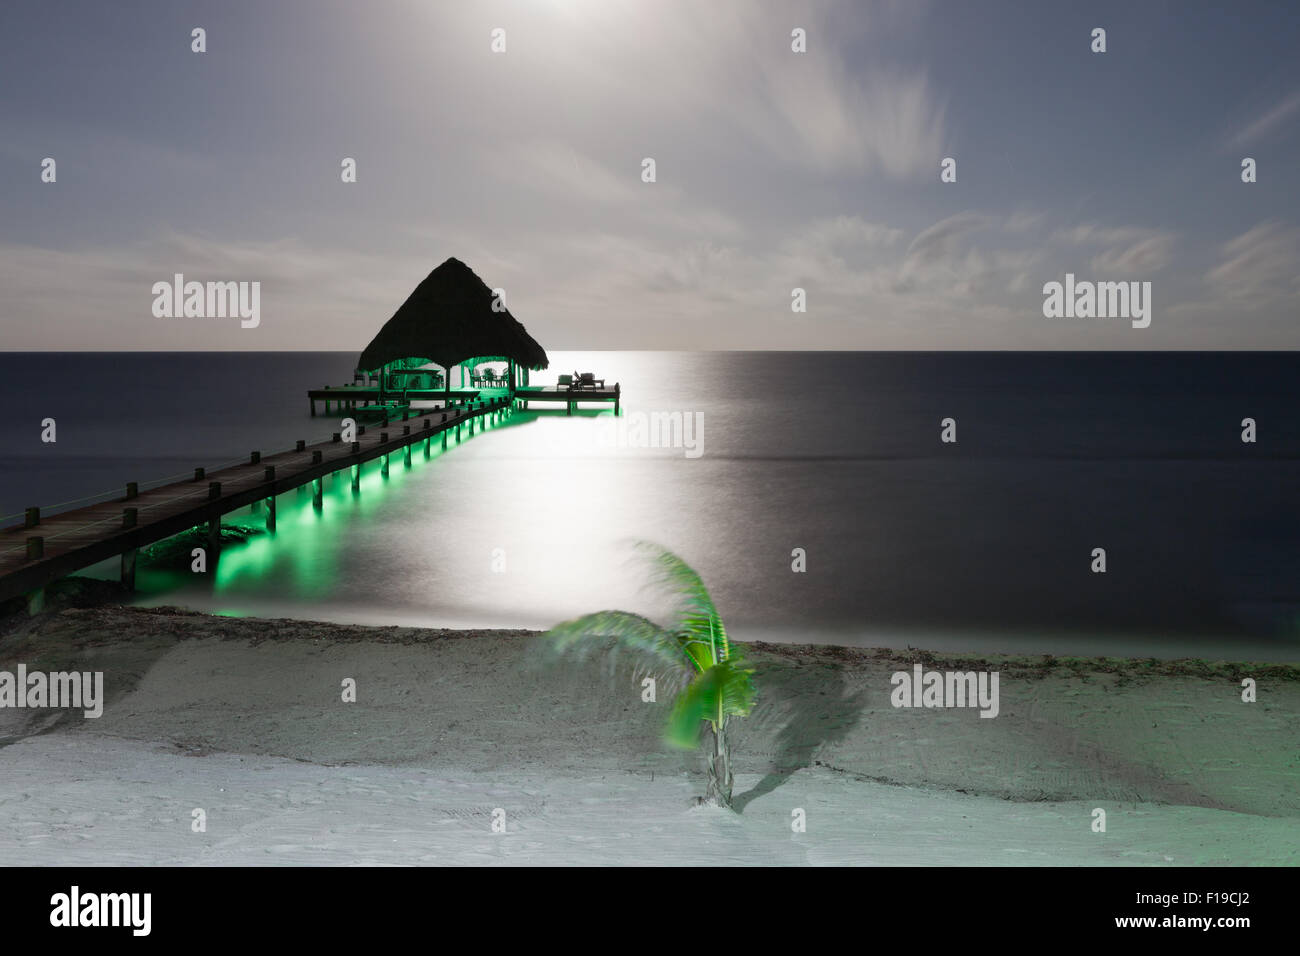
{"left": 0, "top": 236, "right": 431, "bottom": 350}
{"left": 1053, "top": 223, "right": 1176, "bottom": 275}
{"left": 754, "top": 64, "right": 948, "bottom": 177}
{"left": 1227, "top": 91, "right": 1300, "bottom": 148}
{"left": 1206, "top": 221, "right": 1300, "bottom": 299}
{"left": 488, "top": 141, "right": 741, "bottom": 238}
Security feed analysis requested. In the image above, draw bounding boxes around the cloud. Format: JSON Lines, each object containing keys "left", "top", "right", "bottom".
{"left": 1089, "top": 234, "right": 1175, "bottom": 274}
{"left": 776, "top": 215, "right": 905, "bottom": 280}
{"left": 894, "top": 212, "right": 993, "bottom": 292}
{"left": 1205, "top": 221, "right": 1300, "bottom": 299}
{"left": 1004, "top": 210, "right": 1046, "bottom": 234}
{"left": 488, "top": 141, "right": 741, "bottom": 238}
{"left": 470, "top": 0, "right": 947, "bottom": 180}
{"left": 493, "top": 142, "right": 635, "bottom": 205}
{"left": 1053, "top": 223, "right": 1176, "bottom": 275}
{"left": 1164, "top": 222, "right": 1300, "bottom": 343}
{"left": 1227, "top": 91, "right": 1300, "bottom": 148}
{"left": 0, "top": 235, "right": 432, "bottom": 350}
{"left": 906, "top": 211, "right": 990, "bottom": 259}
{"left": 755, "top": 65, "right": 948, "bottom": 177}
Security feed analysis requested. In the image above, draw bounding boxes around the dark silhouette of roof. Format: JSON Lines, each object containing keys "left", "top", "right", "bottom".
{"left": 357, "top": 257, "right": 549, "bottom": 372}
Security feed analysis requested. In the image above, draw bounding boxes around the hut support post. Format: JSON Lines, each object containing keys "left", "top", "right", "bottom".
{"left": 351, "top": 464, "right": 360, "bottom": 493}
{"left": 26, "top": 589, "right": 45, "bottom": 616}
{"left": 312, "top": 478, "right": 323, "bottom": 511}
{"left": 404, "top": 445, "right": 412, "bottom": 468}
{"left": 266, "top": 496, "right": 276, "bottom": 532}
{"left": 382, "top": 454, "right": 389, "bottom": 478}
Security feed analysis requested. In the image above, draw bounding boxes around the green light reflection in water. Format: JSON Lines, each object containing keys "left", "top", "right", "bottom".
{"left": 119, "top": 401, "right": 640, "bottom": 627}
{"left": 211, "top": 413, "right": 469, "bottom": 602}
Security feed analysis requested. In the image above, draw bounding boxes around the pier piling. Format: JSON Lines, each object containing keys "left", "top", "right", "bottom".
{"left": 207, "top": 519, "right": 221, "bottom": 562}
{"left": 121, "top": 548, "right": 137, "bottom": 590}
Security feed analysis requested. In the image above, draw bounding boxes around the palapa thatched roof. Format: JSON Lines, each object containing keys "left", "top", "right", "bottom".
{"left": 357, "top": 257, "right": 549, "bottom": 373}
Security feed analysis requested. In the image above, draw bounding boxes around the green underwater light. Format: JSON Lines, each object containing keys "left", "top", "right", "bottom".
{"left": 209, "top": 411, "right": 475, "bottom": 597}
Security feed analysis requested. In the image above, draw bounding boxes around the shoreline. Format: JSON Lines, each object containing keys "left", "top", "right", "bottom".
{"left": 1, "top": 594, "right": 1296, "bottom": 865}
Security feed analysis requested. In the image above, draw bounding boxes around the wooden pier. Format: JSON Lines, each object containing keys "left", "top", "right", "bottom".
{"left": 308, "top": 385, "right": 487, "bottom": 416}
{"left": 517, "top": 383, "right": 621, "bottom": 415}
{"left": 309, "top": 383, "right": 620, "bottom": 416}
{"left": 0, "top": 396, "right": 513, "bottom": 610}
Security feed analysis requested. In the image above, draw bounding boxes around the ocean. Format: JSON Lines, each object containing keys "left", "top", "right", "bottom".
{"left": 2, "top": 351, "right": 1298, "bottom": 660}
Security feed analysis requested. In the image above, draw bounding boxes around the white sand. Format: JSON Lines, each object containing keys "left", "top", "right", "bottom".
{"left": 0, "top": 606, "right": 1296, "bottom": 866}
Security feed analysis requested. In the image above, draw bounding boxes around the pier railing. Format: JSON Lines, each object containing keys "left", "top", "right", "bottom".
{"left": 0, "top": 396, "right": 515, "bottom": 610}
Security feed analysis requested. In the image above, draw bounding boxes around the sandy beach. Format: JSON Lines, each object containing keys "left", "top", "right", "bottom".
{"left": 1, "top": 593, "right": 1295, "bottom": 866}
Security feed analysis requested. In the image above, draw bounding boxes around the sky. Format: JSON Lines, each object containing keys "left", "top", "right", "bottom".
{"left": 1, "top": 0, "right": 1297, "bottom": 351}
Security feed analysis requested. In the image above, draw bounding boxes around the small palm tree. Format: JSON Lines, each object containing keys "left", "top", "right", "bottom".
{"left": 546, "top": 542, "right": 756, "bottom": 808}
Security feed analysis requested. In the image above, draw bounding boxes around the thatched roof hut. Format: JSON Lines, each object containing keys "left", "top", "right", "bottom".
{"left": 357, "top": 258, "right": 549, "bottom": 389}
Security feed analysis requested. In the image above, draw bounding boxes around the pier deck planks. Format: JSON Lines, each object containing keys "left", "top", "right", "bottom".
{"left": 0, "top": 398, "right": 510, "bottom": 603}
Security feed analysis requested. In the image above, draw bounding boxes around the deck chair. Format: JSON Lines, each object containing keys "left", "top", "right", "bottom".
{"left": 557, "top": 374, "right": 574, "bottom": 390}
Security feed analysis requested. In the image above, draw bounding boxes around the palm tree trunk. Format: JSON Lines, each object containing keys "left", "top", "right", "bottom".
{"left": 704, "top": 718, "right": 734, "bottom": 807}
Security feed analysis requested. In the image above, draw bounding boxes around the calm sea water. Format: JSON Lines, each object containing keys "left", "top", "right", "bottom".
{"left": 2, "top": 351, "right": 1298, "bottom": 660}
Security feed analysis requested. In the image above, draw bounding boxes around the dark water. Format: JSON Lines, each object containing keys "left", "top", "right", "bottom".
{"left": 2, "top": 351, "right": 1298, "bottom": 659}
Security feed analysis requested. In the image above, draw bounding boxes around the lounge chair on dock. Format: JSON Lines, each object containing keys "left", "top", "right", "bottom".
{"left": 576, "top": 372, "right": 605, "bottom": 389}
{"left": 557, "top": 374, "right": 574, "bottom": 390}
